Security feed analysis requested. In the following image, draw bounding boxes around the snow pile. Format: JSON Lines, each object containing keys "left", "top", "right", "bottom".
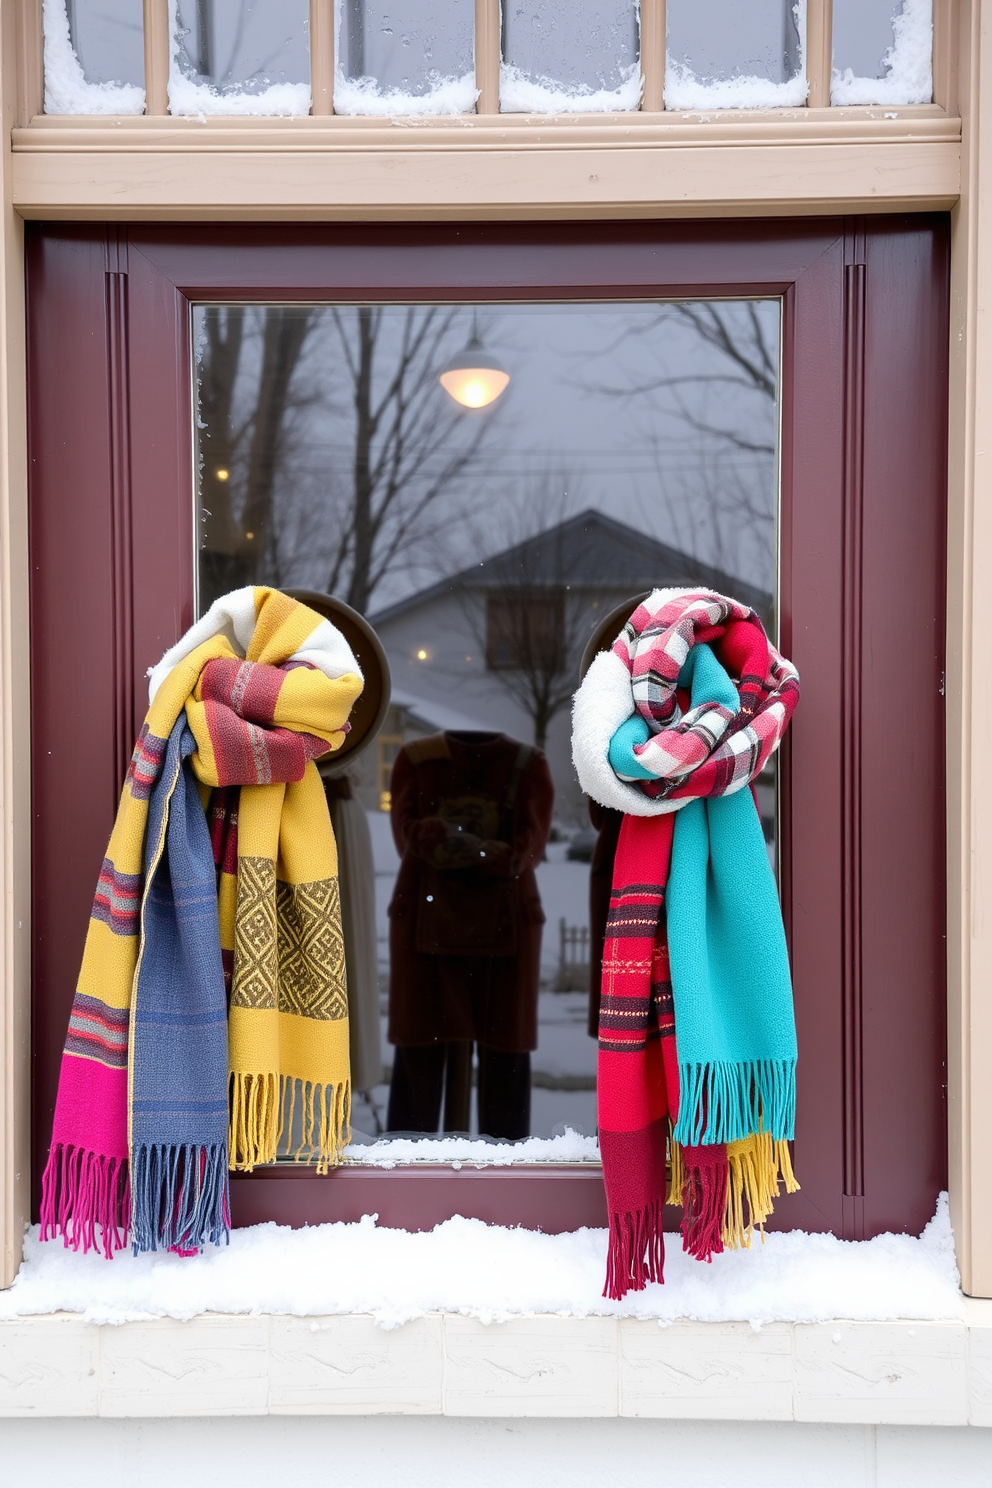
{"left": 332, "top": 71, "right": 477, "bottom": 118}
{"left": 499, "top": 63, "right": 642, "bottom": 115}
{"left": 831, "top": 0, "right": 932, "bottom": 107}
{"left": 0, "top": 1194, "right": 961, "bottom": 1329}
{"left": 344, "top": 1130, "right": 600, "bottom": 1167}
{"left": 664, "top": 61, "right": 808, "bottom": 112}
{"left": 43, "top": 0, "right": 144, "bottom": 115}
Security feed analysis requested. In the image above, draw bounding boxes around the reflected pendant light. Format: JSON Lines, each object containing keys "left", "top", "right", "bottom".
{"left": 439, "top": 317, "right": 510, "bottom": 409}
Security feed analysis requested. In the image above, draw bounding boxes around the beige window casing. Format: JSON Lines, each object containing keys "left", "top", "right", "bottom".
{"left": 0, "top": 0, "right": 989, "bottom": 1303}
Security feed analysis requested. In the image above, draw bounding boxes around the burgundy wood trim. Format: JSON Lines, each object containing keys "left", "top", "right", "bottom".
{"left": 106, "top": 229, "right": 135, "bottom": 796}
{"left": 230, "top": 1165, "right": 609, "bottom": 1233}
{"left": 27, "top": 219, "right": 949, "bottom": 1241}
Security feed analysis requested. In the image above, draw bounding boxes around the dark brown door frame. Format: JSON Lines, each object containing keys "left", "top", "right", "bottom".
{"left": 27, "top": 219, "right": 948, "bottom": 1239}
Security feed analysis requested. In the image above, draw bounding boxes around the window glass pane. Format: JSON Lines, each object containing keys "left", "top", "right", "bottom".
{"left": 665, "top": 0, "right": 806, "bottom": 110}
{"left": 334, "top": 0, "right": 476, "bottom": 116}
{"left": 44, "top": 0, "right": 145, "bottom": 113}
{"left": 500, "top": 0, "right": 640, "bottom": 114}
{"left": 831, "top": 0, "right": 932, "bottom": 106}
{"left": 194, "top": 298, "right": 781, "bottom": 1157}
{"left": 170, "top": 0, "right": 311, "bottom": 116}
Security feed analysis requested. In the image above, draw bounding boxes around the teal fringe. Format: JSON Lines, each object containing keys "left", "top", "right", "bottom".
{"left": 131, "top": 1142, "right": 230, "bottom": 1255}
{"left": 672, "top": 1059, "right": 796, "bottom": 1147}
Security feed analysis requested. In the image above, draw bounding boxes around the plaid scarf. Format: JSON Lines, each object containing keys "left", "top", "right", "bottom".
{"left": 572, "top": 589, "right": 800, "bottom": 1299}
{"left": 41, "top": 588, "right": 363, "bottom": 1257}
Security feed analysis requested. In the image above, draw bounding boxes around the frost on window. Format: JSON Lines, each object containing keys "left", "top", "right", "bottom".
{"left": 169, "top": 0, "right": 311, "bottom": 117}
{"left": 43, "top": 0, "right": 145, "bottom": 114}
{"left": 334, "top": 0, "right": 476, "bottom": 117}
{"left": 831, "top": 0, "right": 932, "bottom": 107}
{"left": 500, "top": 0, "right": 640, "bottom": 115}
{"left": 665, "top": 1, "right": 807, "bottom": 111}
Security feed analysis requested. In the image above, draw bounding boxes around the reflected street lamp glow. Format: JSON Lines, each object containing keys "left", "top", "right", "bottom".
{"left": 439, "top": 337, "right": 510, "bottom": 409}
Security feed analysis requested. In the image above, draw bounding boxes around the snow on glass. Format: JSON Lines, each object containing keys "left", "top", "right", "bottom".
{"left": 831, "top": 0, "right": 932, "bottom": 107}
{"left": 169, "top": 0, "right": 311, "bottom": 117}
{"left": 43, "top": 0, "right": 145, "bottom": 114}
{"left": 5, "top": 1195, "right": 961, "bottom": 1328}
{"left": 500, "top": 0, "right": 641, "bottom": 115}
{"left": 334, "top": 0, "right": 476, "bottom": 117}
{"left": 665, "top": 0, "right": 807, "bottom": 111}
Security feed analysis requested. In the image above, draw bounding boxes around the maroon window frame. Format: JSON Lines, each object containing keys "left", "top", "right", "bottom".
{"left": 28, "top": 219, "right": 948, "bottom": 1238}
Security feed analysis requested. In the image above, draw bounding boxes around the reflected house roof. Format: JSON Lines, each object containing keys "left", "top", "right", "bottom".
{"left": 369, "top": 509, "right": 772, "bottom": 626}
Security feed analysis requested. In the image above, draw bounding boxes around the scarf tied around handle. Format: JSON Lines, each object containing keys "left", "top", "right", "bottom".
{"left": 572, "top": 588, "right": 801, "bottom": 1299}
{"left": 41, "top": 587, "right": 364, "bottom": 1257}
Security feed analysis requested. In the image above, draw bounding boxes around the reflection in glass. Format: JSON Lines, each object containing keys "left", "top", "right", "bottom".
{"left": 193, "top": 297, "right": 781, "bottom": 1152}
{"left": 44, "top": 0, "right": 145, "bottom": 113}
{"left": 500, "top": 0, "right": 641, "bottom": 114}
{"left": 831, "top": 0, "right": 932, "bottom": 106}
{"left": 170, "top": 0, "right": 310, "bottom": 115}
{"left": 665, "top": 0, "right": 807, "bottom": 110}
{"left": 334, "top": 0, "right": 476, "bottom": 116}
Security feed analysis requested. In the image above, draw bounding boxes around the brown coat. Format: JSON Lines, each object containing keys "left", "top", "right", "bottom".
{"left": 387, "top": 732, "right": 554, "bottom": 1053}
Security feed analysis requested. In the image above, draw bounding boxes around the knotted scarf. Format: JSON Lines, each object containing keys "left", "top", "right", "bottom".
{"left": 572, "top": 588, "right": 800, "bottom": 1299}
{"left": 41, "top": 587, "right": 364, "bottom": 1257}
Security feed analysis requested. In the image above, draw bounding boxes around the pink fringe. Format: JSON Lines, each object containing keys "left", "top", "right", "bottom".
{"left": 680, "top": 1157, "right": 728, "bottom": 1263}
{"left": 603, "top": 1199, "right": 665, "bottom": 1300}
{"left": 40, "top": 1143, "right": 130, "bottom": 1259}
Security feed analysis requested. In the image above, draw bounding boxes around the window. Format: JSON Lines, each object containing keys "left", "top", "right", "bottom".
{"left": 28, "top": 221, "right": 947, "bottom": 1240}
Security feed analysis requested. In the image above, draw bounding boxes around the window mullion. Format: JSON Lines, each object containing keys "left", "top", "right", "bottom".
{"left": 640, "top": 0, "right": 665, "bottom": 112}
{"left": 475, "top": 0, "right": 501, "bottom": 115}
{"left": 310, "top": 0, "right": 334, "bottom": 115}
{"left": 142, "top": 0, "right": 170, "bottom": 115}
{"left": 806, "top": 0, "right": 833, "bottom": 109}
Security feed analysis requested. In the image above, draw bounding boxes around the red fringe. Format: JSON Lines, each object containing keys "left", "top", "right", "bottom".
{"left": 604, "top": 1200, "right": 666, "bottom": 1300}
{"left": 40, "top": 1143, "right": 129, "bottom": 1259}
{"left": 680, "top": 1155, "right": 728, "bottom": 1263}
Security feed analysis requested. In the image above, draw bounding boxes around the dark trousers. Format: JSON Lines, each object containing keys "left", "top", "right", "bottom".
{"left": 387, "top": 1043, "right": 531, "bottom": 1141}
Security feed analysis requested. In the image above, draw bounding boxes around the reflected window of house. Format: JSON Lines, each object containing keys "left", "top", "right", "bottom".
{"left": 193, "top": 296, "right": 781, "bottom": 1157}
{"left": 44, "top": 0, "right": 145, "bottom": 113}
{"left": 334, "top": 0, "right": 476, "bottom": 115}
{"left": 500, "top": 0, "right": 641, "bottom": 113}
{"left": 665, "top": 0, "right": 806, "bottom": 109}
{"left": 170, "top": 0, "right": 311, "bottom": 115}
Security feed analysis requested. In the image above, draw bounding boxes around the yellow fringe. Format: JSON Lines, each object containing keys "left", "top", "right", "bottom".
{"left": 667, "top": 1128, "right": 800, "bottom": 1251}
{"left": 230, "top": 1072, "right": 351, "bottom": 1173}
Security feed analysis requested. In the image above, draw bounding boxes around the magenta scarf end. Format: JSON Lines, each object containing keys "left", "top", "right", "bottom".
{"left": 40, "top": 1142, "right": 129, "bottom": 1260}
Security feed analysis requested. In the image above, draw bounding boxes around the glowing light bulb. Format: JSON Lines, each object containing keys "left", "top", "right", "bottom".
{"left": 216, "top": 468, "right": 230, "bottom": 481}
{"left": 416, "top": 648, "right": 429, "bottom": 661}
{"left": 439, "top": 337, "right": 510, "bottom": 409}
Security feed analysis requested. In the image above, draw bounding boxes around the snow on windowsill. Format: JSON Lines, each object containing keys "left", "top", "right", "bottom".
{"left": 0, "top": 1194, "right": 961, "bottom": 1331}
{"left": 332, "top": 71, "right": 478, "bottom": 119}
{"left": 42, "top": 0, "right": 144, "bottom": 116}
{"left": 499, "top": 63, "right": 642, "bottom": 116}
{"left": 342, "top": 1131, "right": 600, "bottom": 1166}
{"left": 663, "top": 60, "right": 808, "bottom": 113}
{"left": 831, "top": 0, "right": 932, "bottom": 107}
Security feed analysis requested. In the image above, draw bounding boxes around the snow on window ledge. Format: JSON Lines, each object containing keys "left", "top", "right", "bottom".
{"left": 0, "top": 1194, "right": 961, "bottom": 1329}
{"left": 167, "top": 0, "right": 311, "bottom": 117}
{"left": 332, "top": 71, "right": 478, "bottom": 118}
{"left": 43, "top": 0, "right": 145, "bottom": 116}
{"left": 342, "top": 1129, "right": 600, "bottom": 1167}
{"left": 831, "top": 0, "right": 933, "bottom": 107}
{"left": 663, "top": 61, "right": 808, "bottom": 113}
{"left": 499, "top": 63, "right": 643, "bottom": 115}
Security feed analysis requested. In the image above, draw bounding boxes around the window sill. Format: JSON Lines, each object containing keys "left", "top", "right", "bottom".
{"left": 1, "top": 1305, "right": 990, "bottom": 1423}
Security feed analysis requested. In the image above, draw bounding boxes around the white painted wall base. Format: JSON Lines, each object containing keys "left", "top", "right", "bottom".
{"left": 0, "top": 1416, "right": 989, "bottom": 1488}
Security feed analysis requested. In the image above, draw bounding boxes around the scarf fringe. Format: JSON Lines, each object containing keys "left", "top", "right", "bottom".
{"left": 231, "top": 1072, "right": 351, "bottom": 1173}
{"left": 39, "top": 1143, "right": 129, "bottom": 1259}
{"left": 669, "top": 1133, "right": 800, "bottom": 1262}
{"left": 604, "top": 1199, "right": 665, "bottom": 1300}
{"left": 130, "top": 1141, "right": 230, "bottom": 1254}
{"left": 674, "top": 1058, "right": 796, "bottom": 1147}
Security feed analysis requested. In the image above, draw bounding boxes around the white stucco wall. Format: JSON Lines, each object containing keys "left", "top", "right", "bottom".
{"left": 2, "top": 1416, "right": 990, "bottom": 1487}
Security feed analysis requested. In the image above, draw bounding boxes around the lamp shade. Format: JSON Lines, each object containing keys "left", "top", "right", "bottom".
{"left": 439, "top": 338, "right": 510, "bottom": 408}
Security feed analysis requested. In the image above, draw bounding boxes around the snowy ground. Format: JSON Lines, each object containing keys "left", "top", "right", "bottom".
{"left": 1, "top": 1196, "right": 961, "bottom": 1329}
{"left": 356, "top": 819, "right": 597, "bottom": 1142}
